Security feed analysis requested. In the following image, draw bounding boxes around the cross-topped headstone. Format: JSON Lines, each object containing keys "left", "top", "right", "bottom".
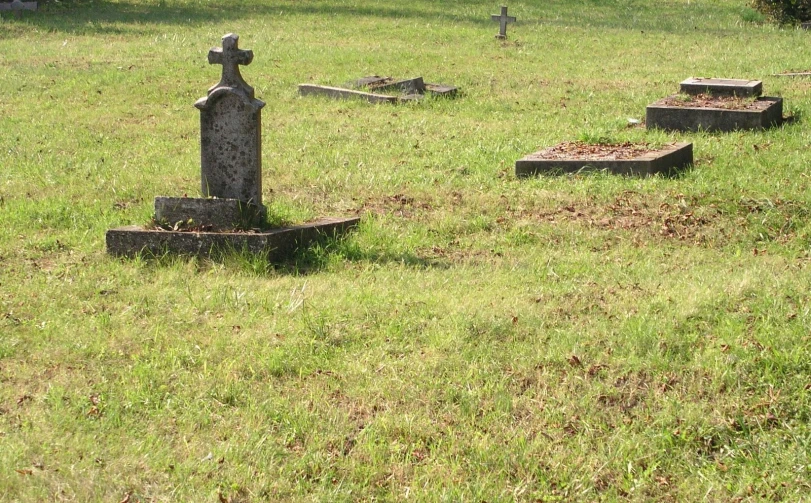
{"left": 207, "top": 33, "right": 255, "bottom": 97}
{"left": 106, "top": 32, "right": 361, "bottom": 258}
{"left": 194, "top": 33, "right": 265, "bottom": 206}
{"left": 491, "top": 6, "right": 516, "bottom": 39}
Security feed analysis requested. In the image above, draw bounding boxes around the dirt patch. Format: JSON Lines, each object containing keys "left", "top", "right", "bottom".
{"left": 658, "top": 94, "right": 771, "bottom": 110}
{"left": 522, "top": 191, "right": 723, "bottom": 244}
{"left": 525, "top": 141, "right": 659, "bottom": 161}
{"left": 359, "top": 193, "right": 433, "bottom": 219}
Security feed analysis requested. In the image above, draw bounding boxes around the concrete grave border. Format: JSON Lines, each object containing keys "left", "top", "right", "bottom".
{"left": 298, "top": 75, "right": 458, "bottom": 103}
{"left": 107, "top": 217, "right": 360, "bottom": 260}
{"left": 515, "top": 142, "right": 693, "bottom": 178}
{"left": 646, "top": 96, "right": 783, "bottom": 132}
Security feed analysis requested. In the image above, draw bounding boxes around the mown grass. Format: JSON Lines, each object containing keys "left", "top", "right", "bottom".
{"left": 2, "top": 0, "right": 811, "bottom": 501}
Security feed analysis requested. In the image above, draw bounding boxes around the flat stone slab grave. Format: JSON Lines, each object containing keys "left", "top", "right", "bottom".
{"left": 647, "top": 96, "right": 783, "bottom": 132}
{"left": 298, "top": 74, "right": 458, "bottom": 103}
{"left": 107, "top": 33, "right": 359, "bottom": 260}
{"left": 680, "top": 77, "right": 762, "bottom": 97}
{"left": 0, "top": 0, "right": 37, "bottom": 17}
{"left": 515, "top": 142, "right": 693, "bottom": 177}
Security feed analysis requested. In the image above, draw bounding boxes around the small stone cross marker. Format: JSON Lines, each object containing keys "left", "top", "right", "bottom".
{"left": 207, "top": 33, "right": 255, "bottom": 97}
{"left": 491, "top": 6, "right": 516, "bottom": 39}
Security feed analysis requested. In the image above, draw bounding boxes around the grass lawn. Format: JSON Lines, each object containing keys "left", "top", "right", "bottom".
{"left": 1, "top": 0, "right": 811, "bottom": 501}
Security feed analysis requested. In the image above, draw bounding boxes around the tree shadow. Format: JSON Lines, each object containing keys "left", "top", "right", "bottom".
{"left": 20, "top": 1, "right": 744, "bottom": 36}
{"left": 22, "top": 0, "right": 494, "bottom": 35}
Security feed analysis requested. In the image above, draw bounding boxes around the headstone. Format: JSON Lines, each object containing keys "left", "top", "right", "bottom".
{"left": 194, "top": 34, "right": 264, "bottom": 206}
{"left": 491, "top": 6, "right": 516, "bottom": 39}
{"left": 0, "top": 0, "right": 37, "bottom": 17}
{"left": 107, "top": 33, "right": 359, "bottom": 259}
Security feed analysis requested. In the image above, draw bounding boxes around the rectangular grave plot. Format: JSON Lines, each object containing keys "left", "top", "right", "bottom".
{"left": 646, "top": 96, "right": 782, "bottom": 132}
{"left": 107, "top": 217, "right": 360, "bottom": 260}
{"left": 515, "top": 142, "right": 693, "bottom": 178}
{"left": 298, "top": 84, "right": 398, "bottom": 104}
{"left": 680, "top": 78, "right": 762, "bottom": 97}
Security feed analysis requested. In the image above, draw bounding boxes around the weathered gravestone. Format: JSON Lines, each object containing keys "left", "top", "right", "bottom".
{"left": 491, "top": 6, "right": 516, "bottom": 39}
{"left": 0, "top": 0, "right": 37, "bottom": 17}
{"left": 107, "top": 33, "right": 359, "bottom": 259}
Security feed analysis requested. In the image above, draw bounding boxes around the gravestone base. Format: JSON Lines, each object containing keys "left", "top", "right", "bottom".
{"left": 106, "top": 217, "right": 360, "bottom": 260}
{"left": 680, "top": 77, "right": 762, "bottom": 97}
{"left": 516, "top": 142, "right": 693, "bottom": 177}
{"left": 646, "top": 96, "right": 783, "bottom": 132}
{"left": 155, "top": 196, "right": 266, "bottom": 231}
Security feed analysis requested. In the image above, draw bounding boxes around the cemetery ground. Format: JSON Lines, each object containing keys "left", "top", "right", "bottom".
{"left": 1, "top": 0, "right": 811, "bottom": 501}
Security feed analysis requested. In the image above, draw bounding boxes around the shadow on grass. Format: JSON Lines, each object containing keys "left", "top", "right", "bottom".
{"left": 20, "top": 0, "right": 493, "bottom": 35}
{"left": 19, "top": 0, "right": 744, "bottom": 36}
{"left": 131, "top": 235, "right": 449, "bottom": 276}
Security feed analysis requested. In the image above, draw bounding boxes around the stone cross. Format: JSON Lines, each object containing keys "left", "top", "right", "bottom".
{"left": 194, "top": 33, "right": 266, "bottom": 206}
{"left": 491, "top": 6, "right": 516, "bottom": 39}
{"left": 207, "top": 33, "right": 255, "bottom": 97}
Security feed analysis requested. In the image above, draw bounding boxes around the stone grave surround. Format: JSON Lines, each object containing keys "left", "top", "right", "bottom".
{"left": 107, "top": 33, "right": 359, "bottom": 259}
{"left": 646, "top": 77, "right": 783, "bottom": 133}
{"left": 515, "top": 142, "right": 693, "bottom": 178}
{"left": 298, "top": 75, "right": 458, "bottom": 104}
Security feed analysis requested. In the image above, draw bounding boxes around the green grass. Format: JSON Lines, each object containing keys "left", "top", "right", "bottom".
{"left": 2, "top": 0, "right": 811, "bottom": 501}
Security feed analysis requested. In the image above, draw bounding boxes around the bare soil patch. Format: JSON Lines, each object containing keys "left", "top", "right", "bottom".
{"left": 523, "top": 191, "right": 724, "bottom": 244}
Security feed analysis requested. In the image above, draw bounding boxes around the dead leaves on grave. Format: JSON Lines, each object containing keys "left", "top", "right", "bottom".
{"left": 525, "top": 191, "right": 722, "bottom": 245}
